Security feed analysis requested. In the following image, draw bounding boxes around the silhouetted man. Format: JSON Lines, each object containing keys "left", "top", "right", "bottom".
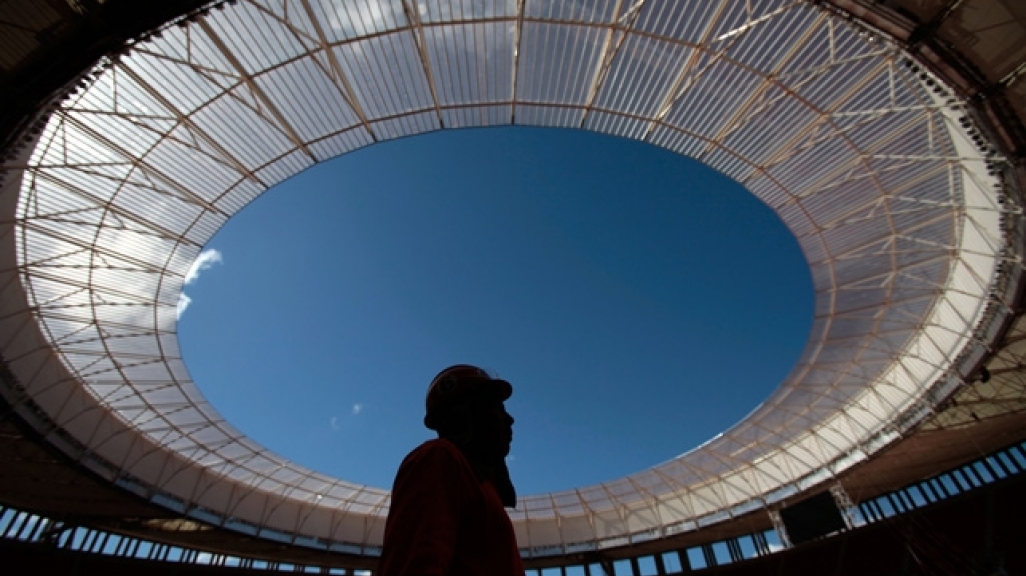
{"left": 378, "top": 365, "right": 522, "bottom": 576}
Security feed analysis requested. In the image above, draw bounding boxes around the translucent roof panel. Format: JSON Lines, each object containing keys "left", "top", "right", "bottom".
{"left": 1, "top": 0, "right": 1018, "bottom": 557}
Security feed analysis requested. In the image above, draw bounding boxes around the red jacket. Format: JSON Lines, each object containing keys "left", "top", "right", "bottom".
{"left": 378, "top": 439, "right": 524, "bottom": 576}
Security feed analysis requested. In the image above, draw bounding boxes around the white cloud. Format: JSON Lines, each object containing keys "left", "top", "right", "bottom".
{"left": 177, "top": 248, "right": 223, "bottom": 320}
{"left": 351, "top": 403, "right": 363, "bottom": 415}
{"left": 330, "top": 416, "right": 340, "bottom": 431}
{"left": 184, "top": 248, "right": 223, "bottom": 285}
{"left": 176, "top": 293, "right": 192, "bottom": 320}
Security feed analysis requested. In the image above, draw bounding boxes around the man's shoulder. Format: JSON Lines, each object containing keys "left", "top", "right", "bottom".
{"left": 393, "top": 438, "right": 475, "bottom": 487}
{"left": 402, "top": 438, "right": 463, "bottom": 464}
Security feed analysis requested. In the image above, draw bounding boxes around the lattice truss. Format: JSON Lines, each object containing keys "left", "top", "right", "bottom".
{"left": 924, "top": 311, "right": 1026, "bottom": 431}
{"left": 2, "top": 0, "right": 1019, "bottom": 555}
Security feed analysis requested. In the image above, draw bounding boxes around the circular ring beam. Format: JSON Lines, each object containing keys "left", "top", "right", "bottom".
{"left": 0, "top": 0, "right": 1019, "bottom": 559}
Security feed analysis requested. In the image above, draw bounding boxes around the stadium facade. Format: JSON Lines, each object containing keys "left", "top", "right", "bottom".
{"left": 1, "top": 0, "right": 1024, "bottom": 573}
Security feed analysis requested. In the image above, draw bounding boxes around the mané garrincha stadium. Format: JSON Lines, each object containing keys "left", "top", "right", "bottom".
{"left": 1, "top": 0, "right": 1025, "bottom": 574}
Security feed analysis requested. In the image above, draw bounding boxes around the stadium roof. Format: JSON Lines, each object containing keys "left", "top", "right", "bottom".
{"left": 1, "top": 0, "right": 1024, "bottom": 562}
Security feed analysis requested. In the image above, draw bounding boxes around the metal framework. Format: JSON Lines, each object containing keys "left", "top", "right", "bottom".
{"left": 0, "top": 0, "right": 1022, "bottom": 560}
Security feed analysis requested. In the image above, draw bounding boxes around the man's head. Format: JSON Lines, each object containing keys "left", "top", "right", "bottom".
{"left": 424, "top": 364, "right": 514, "bottom": 456}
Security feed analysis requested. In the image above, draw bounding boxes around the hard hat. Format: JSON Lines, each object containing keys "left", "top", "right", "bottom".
{"left": 424, "top": 364, "right": 512, "bottom": 430}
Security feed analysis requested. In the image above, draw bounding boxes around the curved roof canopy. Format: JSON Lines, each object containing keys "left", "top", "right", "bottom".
{"left": 0, "top": 0, "right": 1018, "bottom": 558}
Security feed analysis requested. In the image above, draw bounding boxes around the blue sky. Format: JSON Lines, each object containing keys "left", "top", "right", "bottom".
{"left": 177, "top": 126, "right": 813, "bottom": 495}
